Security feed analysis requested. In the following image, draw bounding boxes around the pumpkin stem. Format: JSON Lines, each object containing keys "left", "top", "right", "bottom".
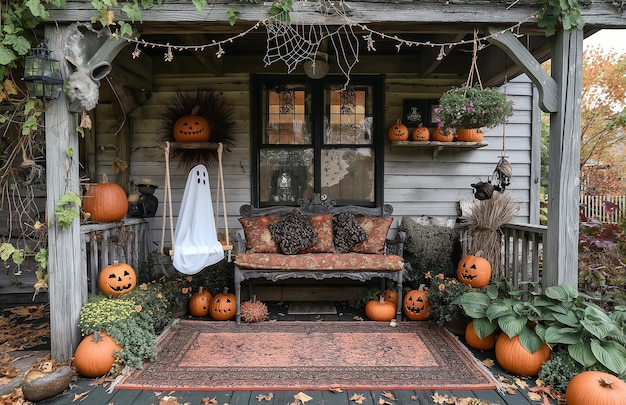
{"left": 102, "top": 173, "right": 109, "bottom": 183}
{"left": 198, "top": 286, "right": 203, "bottom": 293}
{"left": 191, "top": 105, "right": 201, "bottom": 115}
{"left": 378, "top": 295, "right": 386, "bottom": 304}
{"left": 252, "top": 294, "right": 257, "bottom": 303}
{"left": 222, "top": 287, "right": 229, "bottom": 294}
{"left": 395, "top": 118, "right": 401, "bottom": 124}
{"left": 113, "top": 260, "right": 119, "bottom": 266}
{"left": 475, "top": 250, "right": 483, "bottom": 257}
{"left": 598, "top": 378, "right": 614, "bottom": 388}
{"left": 92, "top": 331, "right": 104, "bottom": 343}
{"left": 418, "top": 284, "right": 426, "bottom": 291}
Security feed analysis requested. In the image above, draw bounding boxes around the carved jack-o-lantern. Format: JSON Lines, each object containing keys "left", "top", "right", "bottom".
{"left": 210, "top": 287, "right": 236, "bottom": 320}
{"left": 387, "top": 119, "right": 409, "bottom": 142}
{"left": 173, "top": 106, "right": 211, "bottom": 142}
{"left": 411, "top": 126, "right": 430, "bottom": 141}
{"left": 98, "top": 261, "right": 136, "bottom": 297}
{"left": 403, "top": 286, "right": 430, "bottom": 321}
{"left": 457, "top": 251, "right": 492, "bottom": 288}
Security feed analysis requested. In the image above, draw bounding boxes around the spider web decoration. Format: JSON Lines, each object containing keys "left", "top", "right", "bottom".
{"left": 263, "top": 2, "right": 359, "bottom": 88}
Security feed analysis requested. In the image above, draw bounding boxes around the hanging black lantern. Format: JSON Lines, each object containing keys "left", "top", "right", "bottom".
{"left": 23, "top": 40, "right": 64, "bottom": 100}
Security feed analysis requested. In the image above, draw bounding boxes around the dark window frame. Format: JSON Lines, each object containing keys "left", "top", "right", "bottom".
{"left": 250, "top": 74, "right": 385, "bottom": 208}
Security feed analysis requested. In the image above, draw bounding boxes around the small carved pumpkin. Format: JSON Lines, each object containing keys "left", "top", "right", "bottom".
{"left": 173, "top": 106, "right": 211, "bottom": 142}
{"left": 210, "top": 287, "right": 236, "bottom": 320}
{"left": 73, "top": 331, "right": 121, "bottom": 378}
{"left": 411, "top": 126, "right": 430, "bottom": 141}
{"left": 403, "top": 285, "right": 430, "bottom": 321}
{"left": 457, "top": 251, "right": 492, "bottom": 288}
{"left": 566, "top": 371, "right": 626, "bottom": 405}
{"left": 98, "top": 261, "right": 136, "bottom": 297}
{"left": 387, "top": 119, "right": 409, "bottom": 142}
{"left": 83, "top": 173, "right": 128, "bottom": 223}
{"left": 365, "top": 296, "right": 396, "bottom": 321}
{"left": 382, "top": 289, "right": 398, "bottom": 306}
{"left": 188, "top": 286, "right": 212, "bottom": 317}
{"left": 431, "top": 127, "right": 454, "bottom": 142}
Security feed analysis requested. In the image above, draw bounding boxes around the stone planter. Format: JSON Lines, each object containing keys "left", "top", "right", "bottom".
{"left": 22, "top": 365, "right": 73, "bottom": 402}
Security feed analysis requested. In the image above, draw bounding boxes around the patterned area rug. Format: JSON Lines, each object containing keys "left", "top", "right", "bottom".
{"left": 116, "top": 320, "right": 496, "bottom": 391}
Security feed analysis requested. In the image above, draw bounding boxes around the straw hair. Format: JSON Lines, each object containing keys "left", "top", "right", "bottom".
{"left": 465, "top": 192, "right": 519, "bottom": 278}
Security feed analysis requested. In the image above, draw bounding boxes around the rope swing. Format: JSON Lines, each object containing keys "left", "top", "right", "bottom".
{"left": 160, "top": 141, "right": 232, "bottom": 275}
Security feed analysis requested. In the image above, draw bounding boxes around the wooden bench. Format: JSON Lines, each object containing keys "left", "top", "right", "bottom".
{"left": 233, "top": 196, "right": 405, "bottom": 323}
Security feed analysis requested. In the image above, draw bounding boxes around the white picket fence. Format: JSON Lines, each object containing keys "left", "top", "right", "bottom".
{"left": 580, "top": 195, "right": 626, "bottom": 223}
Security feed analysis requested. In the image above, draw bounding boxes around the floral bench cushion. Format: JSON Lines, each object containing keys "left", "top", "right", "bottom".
{"left": 234, "top": 252, "right": 405, "bottom": 271}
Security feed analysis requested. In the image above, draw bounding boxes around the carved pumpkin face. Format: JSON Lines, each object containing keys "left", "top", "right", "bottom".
{"left": 383, "top": 289, "right": 398, "bottom": 306}
{"left": 411, "top": 126, "right": 430, "bottom": 141}
{"left": 210, "top": 288, "right": 236, "bottom": 320}
{"left": 387, "top": 122, "right": 409, "bottom": 141}
{"left": 173, "top": 114, "right": 211, "bottom": 142}
{"left": 403, "top": 289, "right": 430, "bottom": 321}
{"left": 188, "top": 287, "right": 212, "bottom": 317}
{"left": 431, "top": 127, "right": 454, "bottom": 142}
{"left": 98, "top": 261, "right": 136, "bottom": 297}
{"left": 457, "top": 253, "right": 492, "bottom": 288}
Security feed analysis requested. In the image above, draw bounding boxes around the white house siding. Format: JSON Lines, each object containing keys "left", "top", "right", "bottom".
{"left": 91, "top": 70, "right": 538, "bottom": 251}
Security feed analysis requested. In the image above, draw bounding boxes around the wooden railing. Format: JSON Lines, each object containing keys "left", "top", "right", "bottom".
{"left": 80, "top": 218, "right": 152, "bottom": 294}
{"left": 461, "top": 222, "right": 547, "bottom": 289}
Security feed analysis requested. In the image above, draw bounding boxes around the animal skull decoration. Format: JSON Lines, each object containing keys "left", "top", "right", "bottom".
{"left": 63, "top": 23, "right": 135, "bottom": 112}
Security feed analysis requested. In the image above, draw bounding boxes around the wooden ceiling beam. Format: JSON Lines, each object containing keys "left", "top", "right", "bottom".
{"left": 176, "top": 34, "right": 224, "bottom": 75}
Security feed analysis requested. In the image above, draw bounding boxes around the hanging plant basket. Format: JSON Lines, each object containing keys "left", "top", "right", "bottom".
{"left": 160, "top": 89, "right": 236, "bottom": 167}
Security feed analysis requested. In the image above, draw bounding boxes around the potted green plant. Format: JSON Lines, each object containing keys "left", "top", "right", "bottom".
{"left": 434, "top": 86, "right": 513, "bottom": 141}
{"left": 425, "top": 272, "right": 471, "bottom": 334}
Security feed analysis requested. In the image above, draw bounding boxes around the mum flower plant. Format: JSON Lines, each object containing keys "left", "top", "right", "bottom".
{"left": 435, "top": 86, "right": 514, "bottom": 129}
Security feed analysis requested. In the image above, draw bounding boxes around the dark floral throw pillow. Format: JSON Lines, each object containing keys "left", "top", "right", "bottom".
{"left": 332, "top": 212, "right": 367, "bottom": 253}
{"left": 269, "top": 209, "right": 318, "bottom": 255}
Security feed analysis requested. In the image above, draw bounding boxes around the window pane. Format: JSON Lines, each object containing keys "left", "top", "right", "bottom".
{"left": 321, "top": 148, "right": 374, "bottom": 202}
{"left": 263, "top": 87, "right": 311, "bottom": 144}
{"left": 259, "top": 148, "right": 314, "bottom": 203}
{"left": 325, "top": 87, "right": 373, "bottom": 145}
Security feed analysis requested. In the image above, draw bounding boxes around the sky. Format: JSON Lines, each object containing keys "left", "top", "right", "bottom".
{"left": 584, "top": 29, "right": 626, "bottom": 55}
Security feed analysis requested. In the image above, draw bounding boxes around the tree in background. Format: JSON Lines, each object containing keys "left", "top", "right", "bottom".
{"left": 579, "top": 47, "right": 626, "bottom": 195}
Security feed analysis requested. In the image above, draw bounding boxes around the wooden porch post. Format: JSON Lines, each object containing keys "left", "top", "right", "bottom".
{"left": 45, "top": 24, "right": 87, "bottom": 362}
{"left": 544, "top": 29, "right": 583, "bottom": 288}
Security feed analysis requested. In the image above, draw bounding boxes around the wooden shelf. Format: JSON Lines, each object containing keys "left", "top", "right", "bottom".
{"left": 390, "top": 140, "right": 488, "bottom": 159}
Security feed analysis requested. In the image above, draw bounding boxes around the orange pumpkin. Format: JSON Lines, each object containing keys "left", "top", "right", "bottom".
{"left": 98, "top": 261, "right": 136, "bottom": 297}
{"left": 403, "top": 286, "right": 430, "bottom": 321}
{"left": 465, "top": 321, "right": 496, "bottom": 351}
{"left": 566, "top": 371, "right": 626, "bottom": 405}
{"left": 188, "top": 287, "right": 212, "bottom": 317}
{"left": 210, "top": 287, "right": 236, "bottom": 321}
{"left": 382, "top": 289, "right": 398, "bottom": 306}
{"left": 173, "top": 106, "right": 211, "bottom": 142}
{"left": 431, "top": 127, "right": 453, "bottom": 142}
{"left": 456, "top": 128, "right": 484, "bottom": 142}
{"left": 365, "top": 296, "right": 396, "bottom": 321}
{"left": 411, "top": 126, "right": 430, "bottom": 141}
{"left": 495, "top": 333, "right": 551, "bottom": 376}
{"left": 74, "top": 331, "right": 121, "bottom": 378}
{"left": 457, "top": 252, "right": 492, "bottom": 288}
{"left": 387, "top": 120, "right": 409, "bottom": 142}
{"left": 83, "top": 173, "right": 128, "bottom": 223}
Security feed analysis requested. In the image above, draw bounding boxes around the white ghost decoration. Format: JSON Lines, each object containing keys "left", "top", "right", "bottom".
{"left": 173, "top": 164, "right": 224, "bottom": 274}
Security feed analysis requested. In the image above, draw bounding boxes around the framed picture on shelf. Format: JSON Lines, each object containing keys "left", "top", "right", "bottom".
{"left": 429, "top": 100, "right": 440, "bottom": 125}
{"left": 402, "top": 99, "right": 426, "bottom": 127}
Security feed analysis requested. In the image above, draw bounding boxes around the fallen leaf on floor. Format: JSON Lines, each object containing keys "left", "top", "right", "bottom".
{"left": 329, "top": 386, "right": 343, "bottom": 393}
{"left": 504, "top": 384, "right": 518, "bottom": 394}
{"left": 482, "top": 358, "right": 494, "bottom": 367}
{"left": 378, "top": 398, "right": 393, "bottom": 405}
{"left": 381, "top": 391, "right": 396, "bottom": 401}
{"left": 515, "top": 377, "right": 528, "bottom": 389}
{"left": 201, "top": 397, "right": 218, "bottom": 404}
{"left": 527, "top": 392, "right": 542, "bottom": 401}
{"left": 350, "top": 393, "right": 366, "bottom": 404}
{"left": 294, "top": 392, "right": 313, "bottom": 402}
{"left": 410, "top": 395, "right": 418, "bottom": 400}
{"left": 72, "top": 392, "right": 89, "bottom": 402}
{"left": 159, "top": 396, "right": 181, "bottom": 405}
{"left": 389, "top": 319, "right": 397, "bottom": 327}
{"left": 431, "top": 392, "right": 448, "bottom": 404}
{"left": 353, "top": 316, "right": 363, "bottom": 321}
{"left": 256, "top": 392, "right": 274, "bottom": 401}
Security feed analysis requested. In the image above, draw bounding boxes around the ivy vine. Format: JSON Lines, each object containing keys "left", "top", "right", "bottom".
{"left": 537, "top": 0, "right": 585, "bottom": 36}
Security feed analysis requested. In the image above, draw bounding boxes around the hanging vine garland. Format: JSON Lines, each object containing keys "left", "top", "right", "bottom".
{"left": 160, "top": 89, "right": 236, "bottom": 167}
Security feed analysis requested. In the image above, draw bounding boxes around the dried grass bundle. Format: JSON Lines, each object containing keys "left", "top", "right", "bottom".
{"left": 465, "top": 192, "right": 519, "bottom": 278}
